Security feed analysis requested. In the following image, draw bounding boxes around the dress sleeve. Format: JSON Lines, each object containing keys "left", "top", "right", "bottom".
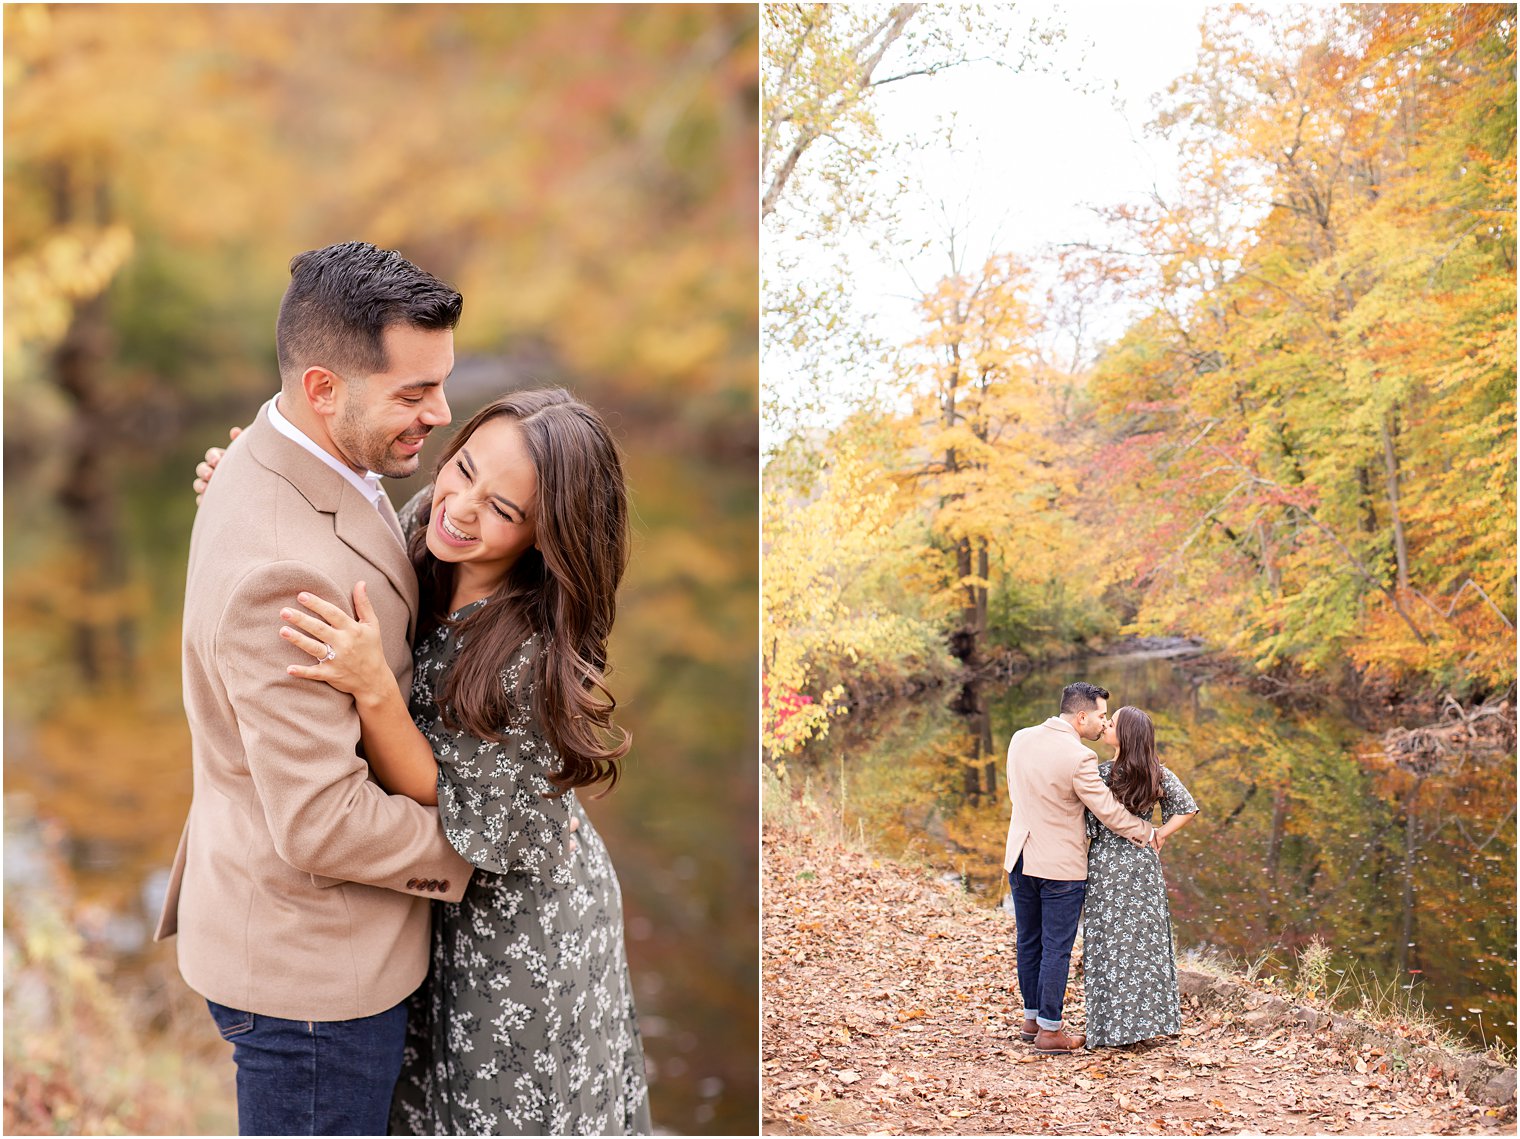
{"left": 430, "top": 636, "right": 574, "bottom": 883}
{"left": 1160, "top": 767, "right": 1199, "bottom": 823}
{"left": 397, "top": 485, "right": 433, "bottom": 545}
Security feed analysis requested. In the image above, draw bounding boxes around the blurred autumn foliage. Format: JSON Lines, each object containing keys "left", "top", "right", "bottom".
{"left": 762, "top": 5, "right": 1515, "bottom": 755}
{"left": 4, "top": 4, "right": 756, "bottom": 1134}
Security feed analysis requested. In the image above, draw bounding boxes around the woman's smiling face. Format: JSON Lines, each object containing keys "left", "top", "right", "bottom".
{"left": 426, "top": 415, "right": 538, "bottom": 581}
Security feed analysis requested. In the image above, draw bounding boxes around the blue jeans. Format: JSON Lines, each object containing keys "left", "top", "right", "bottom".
{"left": 1009, "top": 854, "right": 1087, "bottom": 1030}
{"left": 206, "top": 999, "right": 408, "bottom": 1135}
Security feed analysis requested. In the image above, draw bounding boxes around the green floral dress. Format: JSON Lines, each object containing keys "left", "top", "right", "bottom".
{"left": 1081, "top": 763, "right": 1199, "bottom": 1048}
{"left": 388, "top": 494, "right": 651, "bottom": 1135}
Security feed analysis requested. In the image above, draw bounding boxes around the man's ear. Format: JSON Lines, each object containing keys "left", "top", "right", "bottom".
{"left": 301, "top": 365, "right": 342, "bottom": 417}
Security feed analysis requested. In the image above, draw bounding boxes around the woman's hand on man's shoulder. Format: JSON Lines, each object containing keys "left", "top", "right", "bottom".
{"left": 194, "top": 426, "right": 245, "bottom": 504}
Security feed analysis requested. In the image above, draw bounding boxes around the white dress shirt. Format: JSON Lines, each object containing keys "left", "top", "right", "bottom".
{"left": 267, "top": 395, "right": 385, "bottom": 506}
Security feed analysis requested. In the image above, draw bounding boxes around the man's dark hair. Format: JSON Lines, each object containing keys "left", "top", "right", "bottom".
{"left": 275, "top": 241, "right": 463, "bottom": 384}
{"left": 1060, "top": 682, "right": 1110, "bottom": 714}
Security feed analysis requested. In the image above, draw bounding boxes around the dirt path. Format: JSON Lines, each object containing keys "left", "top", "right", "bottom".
{"left": 761, "top": 825, "right": 1514, "bottom": 1136}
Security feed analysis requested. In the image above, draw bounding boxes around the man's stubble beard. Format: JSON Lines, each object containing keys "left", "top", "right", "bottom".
{"left": 334, "top": 392, "right": 423, "bottom": 480}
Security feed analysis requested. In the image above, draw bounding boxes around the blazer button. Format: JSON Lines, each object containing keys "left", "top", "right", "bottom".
{"left": 406, "top": 878, "right": 419, "bottom": 890}
{"left": 427, "top": 879, "right": 440, "bottom": 891}
{"left": 439, "top": 880, "right": 450, "bottom": 892}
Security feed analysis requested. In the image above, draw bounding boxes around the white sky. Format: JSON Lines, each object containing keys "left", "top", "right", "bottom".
{"left": 763, "top": 1, "right": 1218, "bottom": 448}
{"left": 880, "top": 1, "right": 1213, "bottom": 283}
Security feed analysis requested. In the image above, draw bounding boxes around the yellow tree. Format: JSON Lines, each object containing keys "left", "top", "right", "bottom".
{"left": 761, "top": 3, "right": 1064, "bottom": 450}
{"left": 905, "top": 252, "right": 1074, "bottom": 666}
{"left": 761, "top": 438, "right": 949, "bottom": 755}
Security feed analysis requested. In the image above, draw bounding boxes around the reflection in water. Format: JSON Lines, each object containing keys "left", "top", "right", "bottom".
{"left": 800, "top": 653, "right": 1517, "bottom": 1051}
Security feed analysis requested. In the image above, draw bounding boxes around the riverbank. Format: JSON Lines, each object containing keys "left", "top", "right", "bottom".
{"left": 826, "top": 628, "right": 1514, "bottom": 739}
{"left": 761, "top": 804, "right": 1516, "bottom": 1136}
{"left": 821, "top": 636, "right": 1203, "bottom": 719}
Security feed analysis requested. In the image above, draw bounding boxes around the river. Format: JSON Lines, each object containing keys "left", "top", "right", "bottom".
{"left": 796, "top": 648, "right": 1516, "bottom": 1052}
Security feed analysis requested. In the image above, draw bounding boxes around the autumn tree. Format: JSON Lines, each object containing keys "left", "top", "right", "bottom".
{"left": 761, "top": 3, "right": 1062, "bottom": 456}
{"left": 762, "top": 437, "right": 952, "bottom": 755}
{"left": 1085, "top": 4, "right": 1515, "bottom": 691}
{"left": 903, "top": 253, "right": 1058, "bottom": 667}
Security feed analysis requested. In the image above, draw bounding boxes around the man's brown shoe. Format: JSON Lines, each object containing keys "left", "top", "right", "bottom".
{"left": 1019, "top": 1018, "right": 1038, "bottom": 1043}
{"left": 1033, "top": 1027, "right": 1086, "bottom": 1054}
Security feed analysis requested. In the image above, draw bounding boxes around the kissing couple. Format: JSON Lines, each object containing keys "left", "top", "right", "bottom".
{"left": 1004, "top": 682, "right": 1200, "bottom": 1053}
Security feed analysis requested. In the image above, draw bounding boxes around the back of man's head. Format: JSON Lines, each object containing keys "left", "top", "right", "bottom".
{"left": 275, "top": 241, "right": 462, "bottom": 388}
{"left": 1060, "top": 681, "right": 1109, "bottom": 715}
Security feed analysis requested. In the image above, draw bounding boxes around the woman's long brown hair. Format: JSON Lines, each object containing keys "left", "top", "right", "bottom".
{"left": 408, "top": 388, "right": 631, "bottom": 793}
{"left": 1109, "top": 706, "right": 1164, "bottom": 816}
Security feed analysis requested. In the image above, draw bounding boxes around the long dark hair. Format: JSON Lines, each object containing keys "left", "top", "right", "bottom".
{"left": 408, "top": 388, "right": 631, "bottom": 793}
{"left": 1109, "top": 706, "right": 1164, "bottom": 815}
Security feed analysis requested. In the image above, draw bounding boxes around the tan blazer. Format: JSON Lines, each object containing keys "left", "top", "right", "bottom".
{"left": 1003, "top": 716, "right": 1151, "bottom": 880}
{"left": 155, "top": 400, "right": 473, "bottom": 1022}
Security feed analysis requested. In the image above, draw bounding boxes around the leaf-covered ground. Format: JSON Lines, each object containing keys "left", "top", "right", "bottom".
{"left": 762, "top": 825, "right": 1515, "bottom": 1136}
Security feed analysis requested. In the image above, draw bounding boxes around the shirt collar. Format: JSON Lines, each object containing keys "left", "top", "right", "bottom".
{"left": 268, "top": 394, "right": 384, "bottom": 506}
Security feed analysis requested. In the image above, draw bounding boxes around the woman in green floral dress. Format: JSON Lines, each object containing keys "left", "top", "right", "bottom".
{"left": 1082, "top": 706, "right": 1199, "bottom": 1049}
{"left": 281, "top": 389, "right": 651, "bottom": 1134}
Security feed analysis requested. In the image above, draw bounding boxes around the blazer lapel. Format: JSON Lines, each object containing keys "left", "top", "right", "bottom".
{"left": 376, "top": 491, "right": 407, "bottom": 547}
{"left": 334, "top": 484, "right": 420, "bottom": 639}
{"left": 244, "top": 401, "right": 420, "bottom": 640}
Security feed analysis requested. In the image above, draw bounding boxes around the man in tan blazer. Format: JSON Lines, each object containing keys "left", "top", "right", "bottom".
{"left": 156, "top": 242, "right": 475, "bottom": 1135}
{"left": 1003, "top": 681, "right": 1156, "bottom": 1054}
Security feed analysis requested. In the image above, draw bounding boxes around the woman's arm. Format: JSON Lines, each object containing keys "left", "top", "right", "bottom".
{"left": 1153, "top": 810, "right": 1196, "bottom": 849}
{"left": 282, "top": 583, "right": 440, "bottom": 805}
{"left": 1153, "top": 767, "right": 1201, "bottom": 850}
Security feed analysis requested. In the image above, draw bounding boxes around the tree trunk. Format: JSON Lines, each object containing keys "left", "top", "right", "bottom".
{"left": 954, "top": 536, "right": 977, "bottom": 665}
{"left": 54, "top": 294, "right": 136, "bottom": 687}
{"left": 1357, "top": 463, "right": 1379, "bottom": 534}
{"left": 1381, "top": 411, "right": 1410, "bottom": 591}
{"left": 1257, "top": 518, "right": 1281, "bottom": 595}
{"left": 48, "top": 158, "right": 136, "bottom": 688}
{"left": 975, "top": 539, "right": 989, "bottom": 649}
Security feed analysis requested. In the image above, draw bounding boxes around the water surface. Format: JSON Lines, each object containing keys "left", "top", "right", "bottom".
{"left": 799, "top": 651, "right": 1516, "bottom": 1052}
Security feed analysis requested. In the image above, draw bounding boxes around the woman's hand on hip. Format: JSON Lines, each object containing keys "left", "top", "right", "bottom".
{"left": 281, "top": 582, "right": 393, "bottom": 703}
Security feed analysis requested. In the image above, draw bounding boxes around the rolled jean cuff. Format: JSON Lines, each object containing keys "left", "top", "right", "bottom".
{"left": 1023, "top": 1009, "right": 1040, "bottom": 1021}
{"left": 1036, "top": 1016, "right": 1063, "bottom": 1032}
